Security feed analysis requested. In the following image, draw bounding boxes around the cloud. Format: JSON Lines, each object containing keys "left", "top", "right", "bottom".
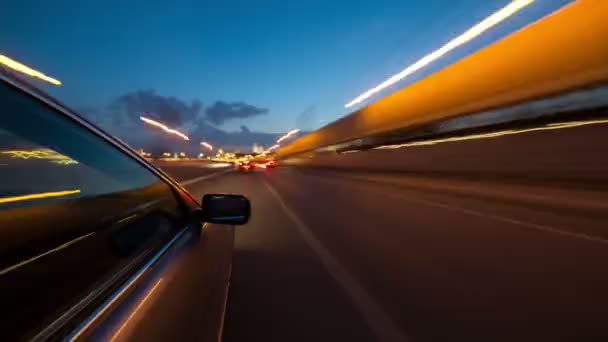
{"left": 77, "top": 89, "right": 277, "bottom": 152}
{"left": 204, "top": 101, "right": 268, "bottom": 125}
{"left": 108, "top": 89, "right": 202, "bottom": 126}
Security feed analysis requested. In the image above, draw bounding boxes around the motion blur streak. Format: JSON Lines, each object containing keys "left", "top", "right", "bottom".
{"left": 1, "top": 149, "right": 74, "bottom": 161}
{"left": 140, "top": 117, "right": 190, "bottom": 141}
{"left": 200, "top": 142, "right": 213, "bottom": 150}
{"left": 202, "top": 162, "right": 232, "bottom": 169}
{"left": 0, "top": 189, "right": 81, "bottom": 205}
{"left": 264, "top": 144, "right": 280, "bottom": 154}
{"left": 0, "top": 232, "right": 95, "bottom": 276}
{"left": 344, "top": 0, "right": 535, "bottom": 108}
{"left": 375, "top": 119, "right": 608, "bottom": 150}
{"left": 0, "top": 54, "right": 62, "bottom": 85}
{"left": 276, "top": 129, "right": 300, "bottom": 143}
{"left": 110, "top": 279, "right": 163, "bottom": 342}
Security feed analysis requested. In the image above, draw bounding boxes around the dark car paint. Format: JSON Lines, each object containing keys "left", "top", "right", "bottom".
{"left": 0, "top": 72, "right": 234, "bottom": 341}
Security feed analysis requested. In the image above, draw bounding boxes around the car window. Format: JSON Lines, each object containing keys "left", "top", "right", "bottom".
{"left": 0, "top": 127, "right": 156, "bottom": 208}
{"left": 0, "top": 80, "right": 190, "bottom": 340}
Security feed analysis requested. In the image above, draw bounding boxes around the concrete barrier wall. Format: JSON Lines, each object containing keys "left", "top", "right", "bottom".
{"left": 278, "top": 0, "right": 608, "bottom": 157}
{"left": 283, "top": 122, "right": 608, "bottom": 185}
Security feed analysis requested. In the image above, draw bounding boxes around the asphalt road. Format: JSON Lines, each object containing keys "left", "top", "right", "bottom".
{"left": 158, "top": 164, "right": 608, "bottom": 342}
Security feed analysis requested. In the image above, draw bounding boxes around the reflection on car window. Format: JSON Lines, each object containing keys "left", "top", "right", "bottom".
{"left": 0, "top": 128, "right": 142, "bottom": 209}
{"left": 0, "top": 80, "right": 188, "bottom": 340}
{"left": 0, "top": 83, "right": 160, "bottom": 210}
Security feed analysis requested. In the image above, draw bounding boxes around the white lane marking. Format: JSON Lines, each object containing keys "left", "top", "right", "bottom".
{"left": 350, "top": 179, "right": 608, "bottom": 246}
{"left": 263, "top": 180, "right": 410, "bottom": 342}
{"left": 181, "top": 169, "right": 233, "bottom": 186}
{"left": 0, "top": 232, "right": 95, "bottom": 277}
{"left": 217, "top": 263, "right": 232, "bottom": 342}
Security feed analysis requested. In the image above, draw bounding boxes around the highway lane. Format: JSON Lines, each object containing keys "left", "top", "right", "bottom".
{"left": 152, "top": 161, "right": 233, "bottom": 182}
{"left": 157, "top": 164, "right": 608, "bottom": 342}
{"left": 157, "top": 165, "right": 378, "bottom": 342}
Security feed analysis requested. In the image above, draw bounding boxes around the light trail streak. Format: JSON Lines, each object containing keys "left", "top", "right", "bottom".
{"left": 1, "top": 149, "right": 76, "bottom": 163}
{"left": 345, "top": 0, "right": 535, "bottom": 108}
{"left": 266, "top": 144, "right": 280, "bottom": 153}
{"left": 276, "top": 129, "right": 300, "bottom": 143}
{"left": 200, "top": 142, "right": 213, "bottom": 150}
{"left": 140, "top": 117, "right": 190, "bottom": 141}
{"left": 375, "top": 119, "right": 608, "bottom": 150}
{"left": 51, "top": 159, "right": 79, "bottom": 165}
{"left": 110, "top": 279, "right": 163, "bottom": 341}
{"left": 0, "top": 189, "right": 81, "bottom": 205}
{"left": 260, "top": 144, "right": 280, "bottom": 155}
{"left": 0, "top": 232, "right": 94, "bottom": 276}
{"left": 0, "top": 54, "right": 62, "bottom": 85}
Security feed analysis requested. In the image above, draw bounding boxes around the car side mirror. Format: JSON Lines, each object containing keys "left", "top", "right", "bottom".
{"left": 200, "top": 194, "right": 250, "bottom": 225}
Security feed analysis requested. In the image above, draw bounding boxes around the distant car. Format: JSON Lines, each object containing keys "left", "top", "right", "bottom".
{"left": 239, "top": 160, "right": 254, "bottom": 172}
{"left": 265, "top": 160, "right": 278, "bottom": 168}
{"left": 0, "top": 70, "right": 251, "bottom": 341}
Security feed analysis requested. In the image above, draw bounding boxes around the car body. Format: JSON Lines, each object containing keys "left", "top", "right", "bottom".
{"left": 265, "top": 160, "right": 278, "bottom": 168}
{"left": 238, "top": 160, "right": 254, "bottom": 172}
{"left": 0, "top": 70, "right": 249, "bottom": 341}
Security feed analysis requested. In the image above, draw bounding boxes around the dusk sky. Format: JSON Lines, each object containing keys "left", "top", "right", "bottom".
{"left": 1, "top": 0, "right": 572, "bottom": 147}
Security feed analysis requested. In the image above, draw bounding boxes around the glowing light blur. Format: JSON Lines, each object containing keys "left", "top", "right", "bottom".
{"left": 0, "top": 149, "right": 77, "bottom": 165}
{"left": 206, "top": 162, "right": 232, "bottom": 168}
{"left": 1, "top": 149, "right": 76, "bottom": 162}
{"left": 140, "top": 116, "right": 190, "bottom": 140}
{"left": 52, "top": 159, "right": 79, "bottom": 165}
{"left": 277, "top": 129, "right": 300, "bottom": 143}
{"left": 345, "top": 0, "right": 535, "bottom": 108}
{"left": 200, "top": 142, "right": 213, "bottom": 150}
{"left": 110, "top": 279, "right": 163, "bottom": 342}
{"left": 0, "top": 189, "right": 81, "bottom": 205}
{"left": 0, "top": 54, "right": 62, "bottom": 85}
{"left": 376, "top": 119, "right": 608, "bottom": 150}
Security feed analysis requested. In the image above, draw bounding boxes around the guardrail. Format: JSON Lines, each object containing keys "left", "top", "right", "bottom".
{"left": 277, "top": 0, "right": 608, "bottom": 157}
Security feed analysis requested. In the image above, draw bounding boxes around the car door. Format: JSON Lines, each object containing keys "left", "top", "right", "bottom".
{"left": 0, "top": 75, "right": 211, "bottom": 341}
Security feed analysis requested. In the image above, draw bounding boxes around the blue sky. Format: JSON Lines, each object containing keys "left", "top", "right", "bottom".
{"left": 2, "top": 0, "right": 572, "bottom": 135}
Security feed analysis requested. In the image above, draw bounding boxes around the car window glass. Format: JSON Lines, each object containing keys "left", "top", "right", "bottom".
{"left": 0, "top": 80, "right": 188, "bottom": 340}
{"left": 0, "top": 84, "right": 160, "bottom": 211}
